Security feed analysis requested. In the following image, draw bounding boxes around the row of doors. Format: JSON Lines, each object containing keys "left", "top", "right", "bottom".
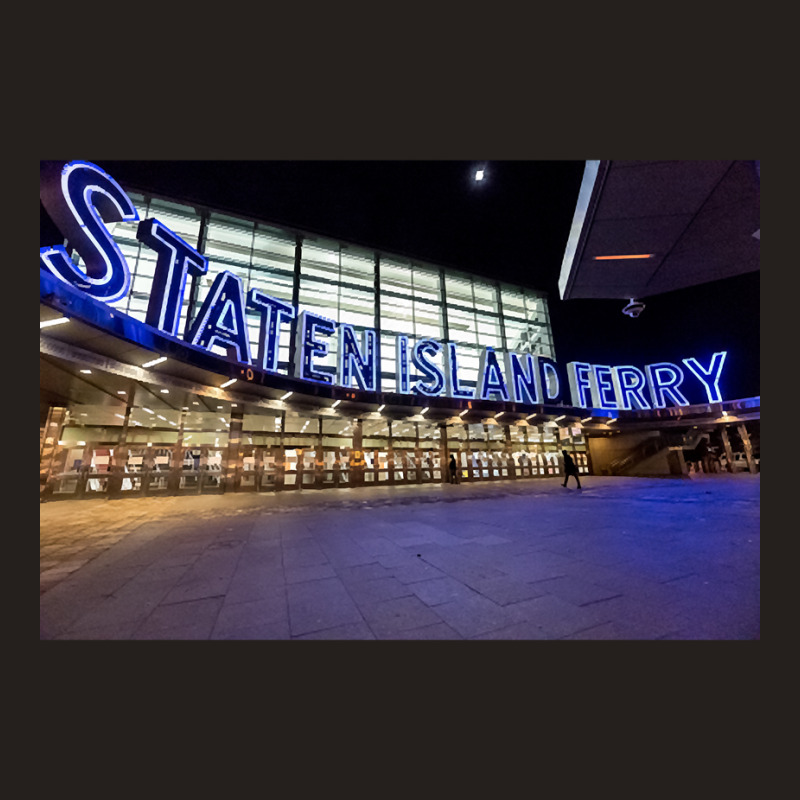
{"left": 41, "top": 442, "right": 590, "bottom": 499}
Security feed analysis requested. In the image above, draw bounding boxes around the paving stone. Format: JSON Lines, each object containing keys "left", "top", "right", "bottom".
{"left": 213, "top": 591, "right": 288, "bottom": 638}
{"left": 286, "top": 578, "right": 363, "bottom": 636}
{"left": 376, "top": 622, "right": 464, "bottom": 640}
{"left": 132, "top": 597, "right": 223, "bottom": 639}
{"left": 358, "top": 595, "right": 442, "bottom": 637}
{"left": 387, "top": 559, "right": 447, "bottom": 584}
{"left": 345, "top": 576, "right": 413, "bottom": 606}
{"left": 295, "top": 621, "right": 376, "bottom": 640}
{"left": 335, "top": 562, "right": 391, "bottom": 584}
{"left": 531, "top": 576, "right": 624, "bottom": 607}
{"left": 469, "top": 575, "right": 548, "bottom": 606}
{"left": 408, "top": 576, "right": 478, "bottom": 606}
{"left": 284, "top": 563, "right": 337, "bottom": 585}
{"left": 432, "top": 595, "right": 513, "bottom": 638}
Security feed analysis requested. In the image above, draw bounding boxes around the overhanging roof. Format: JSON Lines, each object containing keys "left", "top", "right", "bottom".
{"left": 558, "top": 160, "right": 760, "bottom": 301}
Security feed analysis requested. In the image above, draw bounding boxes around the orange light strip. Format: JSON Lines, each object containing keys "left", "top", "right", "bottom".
{"left": 593, "top": 254, "right": 654, "bottom": 260}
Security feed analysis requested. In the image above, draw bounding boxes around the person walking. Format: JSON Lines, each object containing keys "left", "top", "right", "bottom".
{"left": 561, "top": 450, "right": 581, "bottom": 489}
{"left": 449, "top": 454, "right": 458, "bottom": 484}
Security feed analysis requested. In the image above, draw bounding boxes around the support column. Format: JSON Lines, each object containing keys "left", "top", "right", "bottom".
{"left": 737, "top": 423, "right": 758, "bottom": 473}
{"left": 350, "top": 418, "right": 364, "bottom": 485}
{"left": 167, "top": 408, "right": 188, "bottom": 494}
{"left": 222, "top": 410, "right": 244, "bottom": 492}
{"left": 108, "top": 403, "right": 133, "bottom": 497}
{"left": 440, "top": 423, "right": 450, "bottom": 484}
{"left": 720, "top": 427, "right": 735, "bottom": 472}
{"left": 40, "top": 406, "right": 67, "bottom": 497}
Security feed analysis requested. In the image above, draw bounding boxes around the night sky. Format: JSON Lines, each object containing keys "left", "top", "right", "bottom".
{"left": 40, "top": 160, "right": 760, "bottom": 403}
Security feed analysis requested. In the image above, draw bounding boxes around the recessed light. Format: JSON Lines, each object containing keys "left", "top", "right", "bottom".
{"left": 281, "top": 392, "right": 293, "bottom": 401}
{"left": 160, "top": 389, "right": 169, "bottom": 394}
{"left": 142, "top": 356, "right": 167, "bottom": 368}
{"left": 40, "top": 317, "right": 69, "bottom": 329}
{"left": 117, "top": 390, "right": 126, "bottom": 395}
{"left": 592, "top": 254, "right": 654, "bottom": 261}
{"left": 80, "top": 369, "right": 91, "bottom": 374}
{"left": 220, "top": 378, "right": 236, "bottom": 388}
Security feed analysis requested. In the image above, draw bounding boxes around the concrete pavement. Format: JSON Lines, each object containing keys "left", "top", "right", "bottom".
{"left": 40, "top": 474, "right": 760, "bottom": 640}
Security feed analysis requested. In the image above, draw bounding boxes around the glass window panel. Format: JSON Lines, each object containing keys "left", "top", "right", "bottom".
{"left": 444, "top": 274, "right": 473, "bottom": 307}
{"left": 381, "top": 260, "right": 412, "bottom": 292}
{"left": 340, "top": 249, "right": 375, "bottom": 288}
{"left": 446, "top": 308, "right": 477, "bottom": 344}
{"left": 242, "top": 413, "right": 283, "bottom": 432}
{"left": 284, "top": 415, "right": 317, "bottom": 434}
{"left": 391, "top": 420, "right": 416, "bottom": 439}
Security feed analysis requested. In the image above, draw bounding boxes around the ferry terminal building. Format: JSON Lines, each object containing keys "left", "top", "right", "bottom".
{"left": 39, "top": 161, "right": 760, "bottom": 500}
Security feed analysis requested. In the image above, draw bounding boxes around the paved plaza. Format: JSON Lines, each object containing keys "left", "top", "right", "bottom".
{"left": 39, "top": 474, "right": 760, "bottom": 640}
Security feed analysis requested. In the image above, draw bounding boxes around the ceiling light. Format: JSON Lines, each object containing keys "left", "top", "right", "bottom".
{"left": 592, "top": 254, "right": 654, "bottom": 261}
{"left": 40, "top": 317, "right": 69, "bottom": 329}
{"left": 332, "top": 400, "right": 341, "bottom": 408}
{"left": 526, "top": 413, "right": 537, "bottom": 420}
{"left": 80, "top": 369, "right": 91, "bottom": 374}
{"left": 220, "top": 378, "right": 236, "bottom": 388}
{"left": 581, "top": 417, "right": 592, "bottom": 422}
{"left": 459, "top": 409, "right": 469, "bottom": 417}
{"left": 117, "top": 390, "right": 126, "bottom": 395}
{"left": 115, "top": 414, "right": 126, "bottom": 419}
{"left": 157, "top": 415, "right": 166, "bottom": 421}
{"left": 377, "top": 404, "right": 385, "bottom": 412}
{"left": 474, "top": 169, "right": 485, "bottom": 181}
{"left": 143, "top": 408, "right": 154, "bottom": 414}
{"left": 281, "top": 392, "right": 293, "bottom": 401}
{"left": 420, "top": 407, "right": 429, "bottom": 415}
{"left": 142, "top": 356, "right": 167, "bottom": 368}
{"left": 555, "top": 415, "right": 566, "bottom": 422}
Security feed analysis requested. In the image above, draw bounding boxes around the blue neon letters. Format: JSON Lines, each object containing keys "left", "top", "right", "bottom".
{"left": 40, "top": 161, "right": 139, "bottom": 303}
{"left": 40, "top": 160, "right": 732, "bottom": 410}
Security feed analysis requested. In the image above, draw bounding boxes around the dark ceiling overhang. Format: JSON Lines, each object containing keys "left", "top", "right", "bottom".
{"left": 558, "top": 160, "right": 760, "bottom": 301}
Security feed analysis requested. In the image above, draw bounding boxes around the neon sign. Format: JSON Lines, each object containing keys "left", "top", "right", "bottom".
{"left": 40, "top": 161, "right": 730, "bottom": 410}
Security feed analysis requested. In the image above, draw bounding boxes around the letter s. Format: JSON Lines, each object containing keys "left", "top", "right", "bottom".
{"left": 40, "top": 161, "right": 138, "bottom": 303}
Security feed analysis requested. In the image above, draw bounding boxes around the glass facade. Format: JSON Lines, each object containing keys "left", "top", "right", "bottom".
{"left": 69, "top": 191, "right": 556, "bottom": 388}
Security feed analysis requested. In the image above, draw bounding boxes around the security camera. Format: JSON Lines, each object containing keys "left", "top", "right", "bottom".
{"left": 622, "top": 299, "right": 645, "bottom": 318}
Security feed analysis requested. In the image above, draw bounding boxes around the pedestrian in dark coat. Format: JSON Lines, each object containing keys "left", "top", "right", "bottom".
{"left": 561, "top": 450, "right": 581, "bottom": 489}
{"left": 449, "top": 454, "right": 458, "bottom": 484}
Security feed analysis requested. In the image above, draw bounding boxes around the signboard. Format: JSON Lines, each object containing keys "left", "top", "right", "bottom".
{"left": 40, "top": 161, "right": 729, "bottom": 411}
